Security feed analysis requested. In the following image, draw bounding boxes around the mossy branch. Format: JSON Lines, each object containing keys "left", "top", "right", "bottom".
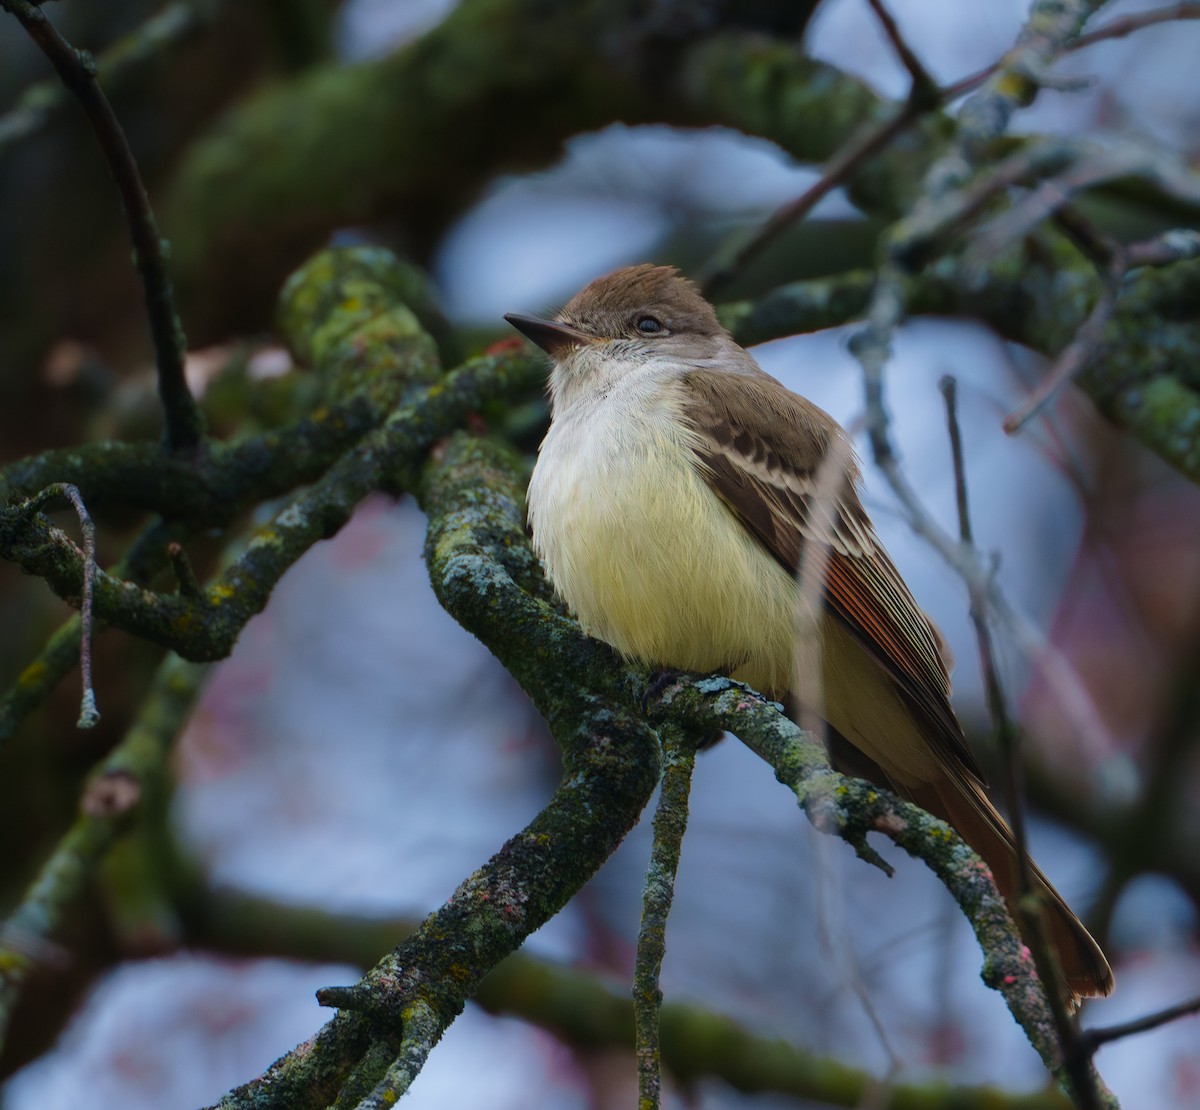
{"left": 644, "top": 675, "right": 1117, "bottom": 1108}
{"left": 176, "top": 887, "right": 1073, "bottom": 1108}
{"left": 719, "top": 250, "right": 1200, "bottom": 487}
{"left": 0, "top": 653, "right": 207, "bottom": 1052}
{"left": 207, "top": 433, "right": 662, "bottom": 1107}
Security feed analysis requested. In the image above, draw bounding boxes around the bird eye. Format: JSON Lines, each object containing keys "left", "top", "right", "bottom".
{"left": 636, "top": 316, "right": 665, "bottom": 335}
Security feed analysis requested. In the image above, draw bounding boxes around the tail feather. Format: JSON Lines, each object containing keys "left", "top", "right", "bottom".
{"left": 913, "top": 779, "right": 1114, "bottom": 1005}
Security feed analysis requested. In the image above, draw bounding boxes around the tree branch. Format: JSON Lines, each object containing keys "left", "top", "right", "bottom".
{"left": 207, "top": 433, "right": 661, "bottom": 1107}
{"left": 644, "top": 676, "right": 1117, "bottom": 1108}
{"left": 2, "top": 0, "right": 203, "bottom": 453}
{"left": 634, "top": 723, "right": 699, "bottom": 1109}
{"left": 0, "top": 653, "right": 207, "bottom": 1053}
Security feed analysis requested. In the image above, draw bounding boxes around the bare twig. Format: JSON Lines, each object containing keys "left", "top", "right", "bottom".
{"left": 1083, "top": 994, "right": 1200, "bottom": 1053}
{"left": 2, "top": 0, "right": 203, "bottom": 453}
{"left": 1125, "top": 228, "right": 1200, "bottom": 269}
{"left": 1004, "top": 251, "right": 1126, "bottom": 434}
{"left": 0, "top": 0, "right": 218, "bottom": 156}
{"left": 1072, "top": 2, "right": 1200, "bottom": 51}
{"left": 0, "top": 520, "right": 175, "bottom": 748}
{"left": 864, "top": 0, "right": 938, "bottom": 102}
{"left": 938, "top": 3, "right": 1200, "bottom": 141}
{"left": 700, "top": 0, "right": 945, "bottom": 298}
{"left": 700, "top": 105, "right": 923, "bottom": 297}
{"left": 940, "top": 378, "right": 1081, "bottom": 1042}
{"left": 15, "top": 483, "right": 100, "bottom": 727}
{"left": 1004, "top": 221, "right": 1200, "bottom": 436}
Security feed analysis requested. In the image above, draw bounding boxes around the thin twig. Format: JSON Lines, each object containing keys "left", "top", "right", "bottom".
{"left": 704, "top": 0, "right": 1196, "bottom": 298}
{"left": 2, "top": 0, "right": 203, "bottom": 453}
{"left": 857, "top": 345, "right": 1104, "bottom": 1104}
{"left": 940, "top": 3, "right": 1200, "bottom": 108}
{"left": 0, "top": 0, "right": 217, "bottom": 156}
{"left": 17, "top": 483, "right": 100, "bottom": 727}
{"left": 864, "top": 0, "right": 938, "bottom": 102}
{"left": 1083, "top": 994, "right": 1200, "bottom": 1053}
{"left": 1072, "top": 2, "right": 1200, "bottom": 51}
{"left": 941, "top": 378, "right": 1077, "bottom": 1033}
{"left": 700, "top": 0, "right": 952, "bottom": 301}
{"left": 700, "top": 105, "right": 923, "bottom": 297}
{"left": 1125, "top": 228, "right": 1200, "bottom": 269}
{"left": 0, "top": 520, "right": 175, "bottom": 748}
{"left": 700, "top": 0, "right": 942, "bottom": 297}
{"left": 1004, "top": 250, "right": 1126, "bottom": 434}
{"left": 634, "top": 724, "right": 698, "bottom": 1110}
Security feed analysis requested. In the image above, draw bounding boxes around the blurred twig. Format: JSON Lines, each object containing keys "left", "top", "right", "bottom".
{"left": 701, "top": 0, "right": 942, "bottom": 297}
{"left": 1072, "top": 2, "right": 1200, "bottom": 50}
{"left": 1, "top": 0, "right": 203, "bottom": 453}
{"left": 864, "top": 0, "right": 937, "bottom": 100}
{"left": 1003, "top": 252, "right": 1125, "bottom": 434}
{"left": 172, "top": 886, "right": 1075, "bottom": 1108}
{"left": 1083, "top": 994, "right": 1200, "bottom": 1052}
{"left": 846, "top": 5, "right": 1116, "bottom": 1106}
{"left": 940, "top": 376, "right": 1082, "bottom": 1064}
{"left": 0, "top": 0, "right": 220, "bottom": 157}
{"left": 0, "top": 653, "right": 207, "bottom": 1053}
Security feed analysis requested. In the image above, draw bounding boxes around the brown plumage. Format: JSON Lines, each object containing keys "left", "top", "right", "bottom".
{"left": 511, "top": 264, "right": 1114, "bottom": 1004}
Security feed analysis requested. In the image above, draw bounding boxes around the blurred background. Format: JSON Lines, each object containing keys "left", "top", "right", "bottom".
{"left": 1, "top": 1, "right": 1199, "bottom": 1107}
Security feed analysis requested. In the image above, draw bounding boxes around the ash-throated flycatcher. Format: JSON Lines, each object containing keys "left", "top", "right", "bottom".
{"left": 506, "top": 263, "right": 1112, "bottom": 1003}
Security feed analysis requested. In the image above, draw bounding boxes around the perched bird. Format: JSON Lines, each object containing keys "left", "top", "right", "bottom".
{"left": 505, "top": 263, "right": 1113, "bottom": 1004}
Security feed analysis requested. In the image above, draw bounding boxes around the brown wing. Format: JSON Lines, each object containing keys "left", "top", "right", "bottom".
{"left": 682, "top": 366, "right": 985, "bottom": 784}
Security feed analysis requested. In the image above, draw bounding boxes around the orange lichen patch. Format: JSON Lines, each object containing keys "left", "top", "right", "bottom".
{"left": 486, "top": 336, "right": 525, "bottom": 356}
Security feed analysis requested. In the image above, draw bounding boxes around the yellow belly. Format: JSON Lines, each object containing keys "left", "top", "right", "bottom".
{"left": 528, "top": 394, "right": 943, "bottom": 791}
{"left": 529, "top": 405, "right": 798, "bottom": 697}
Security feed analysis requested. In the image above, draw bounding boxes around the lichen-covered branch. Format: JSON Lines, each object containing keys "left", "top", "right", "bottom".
{"left": 207, "top": 434, "right": 661, "bottom": 1107}
{"left": 176, "top": 886, "right": 1072, "bottom": 1108}
{"left": 644, "top": 676, "right": 1117, "bottom": 1108}
{"left": 634, "top": 725, "right": 698, "bottom": 1110}
{"left": 0, "top": 653, "right": 207, "bottom": 1052}
{"left": 719, "top": 250, "right": 1200, "bottom": 487}
{"left": 0, "top": 249, "right": 544, "bottom": 664}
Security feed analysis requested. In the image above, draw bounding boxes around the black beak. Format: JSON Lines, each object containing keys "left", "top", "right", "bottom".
{"left": 504, "top": 313, "right": 594, "bottom": 358}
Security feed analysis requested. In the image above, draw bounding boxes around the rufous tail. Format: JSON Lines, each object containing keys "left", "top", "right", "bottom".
{"left": 913, "top": 779, "right": 1114, "bottom": 1006}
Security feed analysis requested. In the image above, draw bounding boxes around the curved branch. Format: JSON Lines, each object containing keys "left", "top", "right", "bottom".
{"left": 644, "top": 675, "right": 1117, "bottom": 1108}
{"left": 208, "top": 434, "right": 661, "bottom": 1107}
